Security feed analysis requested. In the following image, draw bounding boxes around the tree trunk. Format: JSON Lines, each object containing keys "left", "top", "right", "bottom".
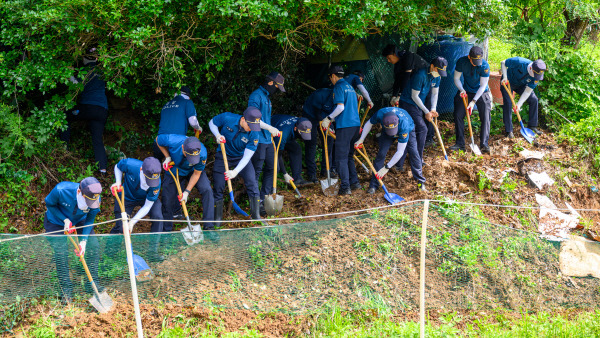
{"left": 561, "top": 8, "right": 590, "bottom": 49}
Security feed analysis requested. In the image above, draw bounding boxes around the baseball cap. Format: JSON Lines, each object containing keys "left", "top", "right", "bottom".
{"left": 382, "top": 112, "right": 399, "bottom": 136}
{"left": 328, "top": 65, "right": 344, "bottom": 77}
{"left": 183, "top": 137, "right": 203, "bottom": 165}
{"left": 180, "top": 86, "right": 192, "bottom": 96}
{"left": 469, "top": 46, "right": 484, "bottom": 66}
{"left": 431, "top": 56, "right": 448, "bottom": 77}
{"left": 532, "top": 59, "right": 546, "bottom": 81}
{"left": 266, "top": 72, "right": 286, "bottom": 92}
{"left": 142, "top": 157, "right": 161, "bottom": 188}
{"left": 243, "top": 107, "right": 262, "bottom": 132}
{"left": 296, "top": 118, "right": 312, "bottom": 141}
{"left": 381, "top": 44, "right": 399, "bottom": 57}
{"left": 80, "top": 177, "right": 102, "bottom": 209}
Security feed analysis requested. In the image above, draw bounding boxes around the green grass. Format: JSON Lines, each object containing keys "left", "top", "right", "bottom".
{"left": 488, "top": 38, "right": 516, "bottom": 69}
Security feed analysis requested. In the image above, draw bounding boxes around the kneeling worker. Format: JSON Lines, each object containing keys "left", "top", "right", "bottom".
{"left": 208, "top": 107, "right": 263, "bottom": 221}
{"left": 354, "top": 107, "right": 416, "bottom": 194}
{"left": 156, "top": 135, "right": 214, "bottom": 232}
{"left": 271, "top": 114, "right": 313, "bottom": 187}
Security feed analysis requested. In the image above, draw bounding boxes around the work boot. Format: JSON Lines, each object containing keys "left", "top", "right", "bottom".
{"left": 350, "top": 182, "right": 362, "bottom": 191}
{"left": 338, "top": 188, "right": 352, "bottom": 196}
{"left": 449, "top": 144, "right": 465, "bottom": 152}
{"left": 259, "top": 200, "right": 266, "bottom": 217}
{"left": 330, "top": 169, "right": 339, "bottom": 178}
{"left": 367, "top": 187, "right": 377, "bottom": 194}
{"left": 529, "top": 127, "right": 543, "bottom": 135}
{"left": 250, "top": 198, "right": 268, "bottom": 225}
{"left": 214, "top": 200, "right": 224, "bottom": 223}
{"left": 294, "top": 178, "right": 312, "bottom": 187}
{"left": 481, "top": 146, "right": 491, "bottom": 154}
{"left": 308, "top": 175, "right": 318, "bottom": 184}
{"left": 418, "top": 182, "right": 427, "bottom": 191}
{"left": 425, "top": 139, "right": 436, "bottom": 148}
{"left": 506, "top": 132, "right": 514, "bottom": 139}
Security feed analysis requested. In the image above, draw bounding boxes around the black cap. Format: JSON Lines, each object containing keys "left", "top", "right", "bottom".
{"left": 532, "top": 59, "right": 546, "bottom": 81}
{"left": 328, "top": 65, "right": 344, "bottom": 77}
{"left": 243, "top": 107, "right": 262, "bottom": 132}
{"left": 180, "top": 86, "right": 192, "bottom": 96}
{"left": 431, "top": 56, "right": 448, "bottom": 77}
{"left": 382, "top": 44, "right": 399, "bottom": 57}
{"left": 266, "top": 72, "right": 286, "bottom": 92}
{"left": 79, "top": 177, "right": 102, "bottom": 209}
{"left": 295, "top": 118, "right": 312, "bottom": 141}
{"left": 142, "top": 157, "right": 161, "bottom": 188}
{"left": 469, "top": 46, "right": 484, "bottom": 66}
{"left": 183, "top": 137, "right": 202, "bottom": 165}
{"left": 382, "top": 112, "right": 399, "bottom": 136}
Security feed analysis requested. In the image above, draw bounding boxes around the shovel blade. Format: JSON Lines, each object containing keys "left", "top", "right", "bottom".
{"left": 381, "top": 184, "right": 405, "bottom": 205}
{"left": 320, "top": 178, "right": 339, "bottom": 196}
{"left": 519, "top": 122, "right": 536, "bottom": 143}
{"left": 230, "top": 191, "right": 249, "bottom": 217}
{"left": 133, "top": 254, "right": 154, "bottom": 282}
{"left": 264, "top": 194, "right": 284, "bottom": 216}
{"left": 181, "top": 226, "right": 204, "bottom": 246}
{"left": 89, "top": 291, "right": 114, "bottom": 314}
{"left": 469, "top": 143, "right": 482, "bottom": 156}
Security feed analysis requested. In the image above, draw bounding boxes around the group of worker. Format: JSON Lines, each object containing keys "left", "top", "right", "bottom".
{"left": 45, "top": 44, "right": 546, "bottom": 302}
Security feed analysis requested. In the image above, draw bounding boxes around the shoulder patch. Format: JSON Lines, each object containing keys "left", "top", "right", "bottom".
{"left": 153, "top": 188, "right": 159, "bottom": 195}
{"left": 484, "top": 69, "right": 489, "bottom": 73}
{"left": 534, "top": 81, "right": 538, "bottom": 84}
{"left": 402, "top": 133, "right": 408, "bottom": 138}
{"left": 254, "top": 139, "right": 258, "bottom": 146}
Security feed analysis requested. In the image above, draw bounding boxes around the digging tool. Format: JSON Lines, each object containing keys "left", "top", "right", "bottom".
{"left": 461, "top": 94, "right": 482, "bottom": 155}
{"left": 319, "top": 124, "right": 339, "bottom": 196}
{"left": 326, "top": 129, "right": 370, "bottom": 174}
{"left": 432, "top": 117, "right": 449, "bottom": 161}
{"left": 289, "top": 179, "right": 302, "bottom": 198}
{"left": 360, "top": 105, "right": 371, "bottom": 130}
{"left": 166, "top": 164, "right": 204, "bottom": 245}
{"left": 501, "top": 81, "right": 536, "bottom": 144}
{"left": 66, "top": 234, "right": 114, "bottom": 313}
{"left": 355, "top": 146, "right": 404, "bottom": 204}
{"left": 195, "top": 129, "right": 201, "bottom": 138}
{"left": 265, "top": 135, "right": 284, "bottom": 215}
{"left": 220, "top": 142, "right": 250, "bottom": 217}
{"left": 357, "top": 95, "right": 363, "bottom": 113}
{"left": 112, "top": 188, "right": 154, "bottom": 282}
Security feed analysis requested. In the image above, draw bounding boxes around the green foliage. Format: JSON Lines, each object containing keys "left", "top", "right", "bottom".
{"left": 559, "top": 112, "right": 600, "bottom": 169}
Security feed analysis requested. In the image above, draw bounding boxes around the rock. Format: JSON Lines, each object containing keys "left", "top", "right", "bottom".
{"left": 559, "top": 236, "right": 600, "bottom": 278}
{"left": 528, "top": 172, "right": 555, "bottom": 190}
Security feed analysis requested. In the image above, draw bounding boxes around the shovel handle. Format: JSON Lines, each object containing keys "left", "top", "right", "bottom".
{"left": 220, "top": 142, "right": 235, "bottom": 194}
{"left": 461, "top": 95, "right": 475, "bottom": 140}
{"left": 289, "top": 180, "right": 302, "bottom": 198}
{"left": 319, "top": 124, "right": 330, "bottom": 172}
{"left": 355, "top": 146, "right": 384, "bottom": 187}
{"left": 432, "top": 117, "right": 448, "bottom": 160}
{"left": 357, "top": 95, "right": 362, "bottom": 112}
{"left": 66, "top": 234, "right": 100, "bottom": 295}
{"left": 360, "top": 104, "right": 371, "bottom": 128}
{"left": 167, "top": 166, "right": 191, "bottom": 223}
{"left": 271, "top": 135, "right": 282, "bottom": 194}
{"left": 501, "top": 82, "right": 524, "bottom": 123}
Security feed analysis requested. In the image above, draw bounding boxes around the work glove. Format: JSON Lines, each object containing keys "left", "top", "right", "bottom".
{"left": 424, "top": 110, "right": 438, "bottom": 122}
{"left": 514, "top": 104, "right": 521, "bottom": 113}
{"left": 367, "top": 101, "right": 374, "bottom": 109}
{"left": 64, "top": 219, "right": 75, "bottom": 234}
{"left": 162, "top": 157, "right": 172, "bottom": 171}
{"left": 110, "top": 183, "right": 122, "bottom": 196}
{"left": 128, "top": 219, "right": 138, "bottom": 233}
{"left": 467, "top": 101, "right": 475, "bottom": 115}
{"left": 459, "top": 90, "right": 467, "bottom": 98}
{"left": 354, "top": 139, "right": 364, "bottom": 149}
{"left": 501, "top": 78, "right": 509, "bottom": 86}
{"left": 284, "top": 173, "right": 294, "bottom": 184}
{"left": 321, "top": 117, "right": 332, "bottom": 130}
{"left": 195, "top": 126, "right": 203, "bottom": 135}
{"left": 390, "top": 96, "right": 400, "bottom": 106}
{"left": 376, "top": 167, "right": 389, "bottom": 179}
{"left": 265, "top": 125, "right": 281, "bottom": 137}
{"left": 75, "top": 239, "right": 87, "bottom": 257}
{"left": 225, "top": 169, "right": 238, "bottom": 181}
{"left": 178, "top": 190, "right": 189, "bottom": 204}
{"left": 215, "top": 134, "right": 226, "bottom": 144}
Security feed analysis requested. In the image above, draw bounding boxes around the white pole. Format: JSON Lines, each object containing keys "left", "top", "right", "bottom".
{"left": 419, "top": 200, "right": 430, "bottom": 338}
{"left": 122, "top": 212, "right": 144, "bottom": 338}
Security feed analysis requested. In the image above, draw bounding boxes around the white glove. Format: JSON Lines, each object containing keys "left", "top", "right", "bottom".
{"left": 225, "top": 169, "right": 238, "bottom": 180}
{"left": 501, "top": 77, "right": 508, "bottom": 84}
{"left": 266, "top": 125, "right": 280, "bottom": 137}
{"left": 195, "top": 126, "right": 203, "bottom": 134}
{"left": 284, "top": 173, "right": 294, "bottom": 184}
{"left": 459, "top": 90, "right": 467, "bottom": 97}
{"left": 467, "top": 101, "right": 475, "bottom": 114}
{"left": 215, "top": 134, "right": 226, "bottom": 144}
{"left": 179, "top": 190, "right": 189, "bottom": 203}
{"left": 354, "top": 139, "right": 365, "bottom": 149}
{"left": 390, "top": 96, "right": 400, "bottom": 106}
{"left": 321, "top": 117, "right": 332, "bottom": 130}
{"left": 367, "top": 101, "right": 374, "bottom": 109}
{"left": 515, "top": 104, "right": 521, "bottom": 112}
{"left": 75, "top": 240, "right": 87, "bottom": 257}
{"left": 376, "top": 167, "right": 389, "bottom": 179}
{"left": 63, "top": 219, "right": 74, "bottom": 234}
{"left": 110, "top": 183, "right": 122, "bottom": 196}
{"left": 128, "top": 219, "right": 138, "bottom": 233}
{"left": 162, "top": 157, "right": 172, "bottom": 171}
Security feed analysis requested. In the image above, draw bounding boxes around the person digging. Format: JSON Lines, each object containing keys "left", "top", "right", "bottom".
{"left": 271, "top": 114, "right": 313, "bottom": 187}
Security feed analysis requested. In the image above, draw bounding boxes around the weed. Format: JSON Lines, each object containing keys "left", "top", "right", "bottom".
{"left": 477, "top": 170, "right": 492, "bottom": 191}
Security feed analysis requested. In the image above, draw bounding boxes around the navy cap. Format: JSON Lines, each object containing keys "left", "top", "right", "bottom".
{"left": 80, "top": 177, "right": 102, "bottom": 209}
{"left": 266, "top": 72, "right": 286, "bottom": 92}
{"left": 243, "top": 107, "right": 262, "bottom": 132}
{"left": 469, "top": 46, "right": 484, "bottom": 66}
{"left": 382, "top": 112, "right": 399, "bottom": 136}
{"left": 532, "top": 59, "right": 546, "bottom": 81}
{"left": 296, "top": 118, "right": 312, "bottom": 141}
{"left": 142, "top": 157, "right": 161, "bottom": 187}
{"left": 431, "top": 56, "right": 448, "bottom": 77}
{"left": 183, "top": 137, "right": 202, "bottom": 165}
{"left": 181, "top": 86, "right": 192, "bottom": 96}
{"left": 328, "top": 65, "right": 344, "bottom": 76}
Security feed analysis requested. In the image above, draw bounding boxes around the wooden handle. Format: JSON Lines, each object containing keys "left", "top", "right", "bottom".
{"left": 356, "top": 146, "right": 384, "bottom": 187}
{"left": 462, "top": 95, "right": 475, "bottom": 139}
{"left": 501, "top": 82, "right": 523, "bottom": 122}
{"left": 357, "top": 95, "right": 362, "bottom": 112}
{"left": 271, "top": 135, "right": 282, "bottom": 194}
{"left": 67, "top": 234, "right": 97, "bottom": 293}
{"left": 360, "top": 105, "right": 371, "bottom": 128}
{"left": 167, "top": 166, "right": 190, "bottom": 219}
{"left": 432, "top": 118, "right": 448, "bottom": 159}
{"left": 320, "top": 125, "right": 330, "bottom": 172}
{"left": 220, "top": 142, "right": 234, "bottom": 193}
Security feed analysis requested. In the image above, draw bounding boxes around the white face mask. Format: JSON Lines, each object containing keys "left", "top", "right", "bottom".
{"left": 431, "top": 71, "right": 440, "bottom": 78}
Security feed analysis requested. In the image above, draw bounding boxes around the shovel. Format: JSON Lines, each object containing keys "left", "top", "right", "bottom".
{"left": 461, "top": 94, "right": 482, "bottom": 155}
{"left": 431, "top": 117, "right": 449, "bottom": 161}
{"left": 166, "top": 165, "right": 204, "bottom": 245}
{"left": 501, "top": 81, "right": 536, "bottom": 144}
{"left": 360, "top": 105, "right": 371, "bottom": 130}
{"left": 112, "top": 188, "right": 154, "bottom": 282}
{"left": 319, "top": 124, "right": 339, "bottom": 195}
{"left": 355, "top": 146, "right": 405, "bottom": 204}
{"left": 265, "top": 135, "right": 284, "bottom": 215}
{"left": 220, "top": 142, "right": 250, "bottom": 217}
{"left": 289, "top": 179, "right": 302, "bottom": 198}
{"left": 327, "top": 129, "right": 370, "bottom": 174}
{"left": 66, "top": 234, "right": 114, "bottom": 313}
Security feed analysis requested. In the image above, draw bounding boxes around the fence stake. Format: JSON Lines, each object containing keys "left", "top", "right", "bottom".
{"left": 121, "top": 213, "right": 144, "bottom": 338}
{"left": 419, "top": 200, "right": 430, "bottom": 338}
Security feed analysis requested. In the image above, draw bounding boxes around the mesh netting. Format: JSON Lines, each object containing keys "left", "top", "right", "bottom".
{"left": 1, "top": 202, "right": 599, "bottom": 313}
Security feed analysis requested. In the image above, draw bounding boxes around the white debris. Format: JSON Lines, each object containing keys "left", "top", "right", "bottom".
{"left": 528, "top": 172, "right": 555, "bottom": 189}
{"left": 519, "top": 149, "right": 545, "bottom": 159}
{"left": 536, "top": 194, "right": 581, "bottom": 241}
{"left": 559, "top": 236, "right": 600, "bottom": 278}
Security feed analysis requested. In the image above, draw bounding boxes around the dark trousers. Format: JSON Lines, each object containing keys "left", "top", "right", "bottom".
{"left": 44, "top": 215, "right": 100, "bottom": 297}
{"left": 60, "top": 104, "right": 108, "bottom": 170}
{"left": 334, "top": 126, "right": 360, "bottom": 190}
{"left": 213, "top": 152, "right": 259, "bottom": 201}
{"left": 257, "top": 143, "right": 276, "bottom": 200}
{"left": 453, "top": 91, "right": 492, "bottom": 148}
{"left": 252, "top": 143, "right": 272, "bottom": 183}
{"left": 501, "top": 85, "right": 539, "bottom": 133}
{"left": 400, "top": 102, "right": 428, "bottom": 164}
{"left": 304, "top": 117, "right": 334, "bottom": 178}
{"left": 162, "top": 170, "right": 214, "bottom": 231}
{"left": 424, "top": 92, "right": 434, "bottom": 143}
{"left": 278, "top": 140, "right": 304, "bottom": 181}
{"left": 376, "top": 132, "right": 425, "bottom": 186}
{"left": 111, "top": 198, "right": 163, "bottom": 233}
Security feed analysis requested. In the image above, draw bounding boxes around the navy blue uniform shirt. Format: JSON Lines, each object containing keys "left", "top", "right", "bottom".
{"left": 116, "top": 158, "right": 161, "bottom": 202}
{"left": 271, "top": 115, "right": 299, "bottom": 150}
{"left": 157, "top": 95, "right": 197, "bottom": 135}
{"left": 79, "top": 63, "right": 108, "bottom": 109}
{"left": 369, "top": 107, "right": 415, "bottom": 143}
{"left": 212, "top": 112, "right": 260, "bottom": 157}
{"left": 248, "top": 86, "right": 272, "bottom": 144}
{"left": 332, "top": 78, "right": 360, "bottom": 129}
{"left": 302, "top": 88, "right": 334, "bottom": 121}
{"left": 506, "top": 57, "right": 539, "bottom": 90}
{"left": 156, "top": 134, "right": 207, "bottom": 176}
{"left": 455, "top": 56, "right": 490, "bottom": 93}
{"left": 400, "top": 68, "right": 441, "bottom": 107}
{"left": 45, "top": 182, "right": 100, "bottom": 236}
